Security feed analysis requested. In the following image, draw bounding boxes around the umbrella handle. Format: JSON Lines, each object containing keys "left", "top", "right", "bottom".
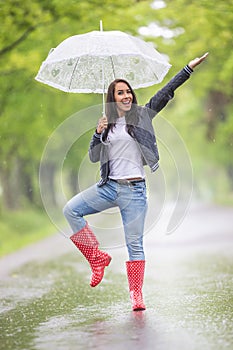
{"left": 102, "top": 89, "right": 105, "bottom": 115}
{"left": 100, "top": 20, "right": 105, "bottom": 115}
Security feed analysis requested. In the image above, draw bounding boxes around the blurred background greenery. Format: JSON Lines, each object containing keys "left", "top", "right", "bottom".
{"left": 0, "top": 0, "right": 232, "bottom": 256}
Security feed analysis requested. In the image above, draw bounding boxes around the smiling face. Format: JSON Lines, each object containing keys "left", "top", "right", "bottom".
{"left": 114, "top": 82, "right": 133, "bottom": 117}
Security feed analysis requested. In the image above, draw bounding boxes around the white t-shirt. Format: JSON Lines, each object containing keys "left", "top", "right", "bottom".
{"left": 107, "top": 117, "right": 145, "bottom": 180}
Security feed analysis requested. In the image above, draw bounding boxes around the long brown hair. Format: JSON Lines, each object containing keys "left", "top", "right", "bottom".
{"left": 102, "top": 79, "right": 139, "bottom": 141}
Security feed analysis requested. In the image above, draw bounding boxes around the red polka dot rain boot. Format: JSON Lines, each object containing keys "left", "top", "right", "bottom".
{"left": 126, "top": 260, "right": 146, "bottom": 311}
{"left": 70, "top": 222, "right": 112, "bottom": 287}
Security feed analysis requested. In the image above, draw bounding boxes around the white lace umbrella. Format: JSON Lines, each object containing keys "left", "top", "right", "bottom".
{"left": 35, "top": 26, "right": 171, "bottom": 112}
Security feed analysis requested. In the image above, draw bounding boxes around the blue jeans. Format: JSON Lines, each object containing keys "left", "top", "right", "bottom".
{"left": 63, "top": 179, "right": 148, "bottom": 260}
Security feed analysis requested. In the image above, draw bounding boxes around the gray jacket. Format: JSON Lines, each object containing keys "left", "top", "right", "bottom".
{"left": 89, "top": 65, "right": 193, "bottom": 186}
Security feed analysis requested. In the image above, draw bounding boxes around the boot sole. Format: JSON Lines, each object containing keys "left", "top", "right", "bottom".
{"left": 106, "top": 256, "right": 112, "bottom": 266}
{"left": 133, "top": 306, "right": 146, "bottom": 311}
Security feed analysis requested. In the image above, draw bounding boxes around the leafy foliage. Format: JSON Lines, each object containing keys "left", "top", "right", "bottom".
{"left": 138, "top": 0, "right": 233, "bottom": 199}
{"left": 0, "top": 0, "right": 232, "bottom": 210}
{"left": 0, "top": 0, "right": 155, "bottom": 209}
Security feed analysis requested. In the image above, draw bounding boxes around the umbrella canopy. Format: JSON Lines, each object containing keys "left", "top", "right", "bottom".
{"left": 35, "top": 30, "right": 171, "bottom": 94}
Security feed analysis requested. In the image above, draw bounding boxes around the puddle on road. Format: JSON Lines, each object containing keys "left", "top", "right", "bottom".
{"left": 0, "top": 250, "right": 233, "bottom": 350}
{"left": 145, "top": 248, "right": 233, "bottom": 350}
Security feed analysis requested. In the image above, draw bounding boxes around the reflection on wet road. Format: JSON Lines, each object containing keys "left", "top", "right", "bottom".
{"left": 0, "top": 205, "right": 233, "bottom": 350}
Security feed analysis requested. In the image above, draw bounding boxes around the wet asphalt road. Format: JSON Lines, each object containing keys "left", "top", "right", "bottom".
{"left": 0, "top": 204, "right": 233, "bottom": 350}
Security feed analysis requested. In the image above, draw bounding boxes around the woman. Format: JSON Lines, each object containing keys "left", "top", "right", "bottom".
{"left": 63, "top": 53, "right": 208, "bottom": 311}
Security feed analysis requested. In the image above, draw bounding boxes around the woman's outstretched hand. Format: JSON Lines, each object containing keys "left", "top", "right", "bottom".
{"left": 188, "top": 52, "right": 209, "bottom": 70}
{"left": 96, "top": 115, "right": 108, "bottom": 134}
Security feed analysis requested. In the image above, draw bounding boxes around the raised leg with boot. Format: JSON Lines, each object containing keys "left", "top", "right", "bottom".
{"left": 70, "top": 222, "right": 112, "bottom": 287}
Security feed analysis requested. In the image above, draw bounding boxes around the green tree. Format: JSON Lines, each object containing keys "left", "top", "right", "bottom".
{"left": 0, "top": 0, "right": 156, "bottom": 209}
{"left": 138, "top": 0, "right": 233, "bottom": 195}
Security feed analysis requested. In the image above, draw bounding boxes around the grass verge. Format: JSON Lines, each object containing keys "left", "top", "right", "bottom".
{"left": 0, "top": 209, "right": 56, "bottom": 258}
